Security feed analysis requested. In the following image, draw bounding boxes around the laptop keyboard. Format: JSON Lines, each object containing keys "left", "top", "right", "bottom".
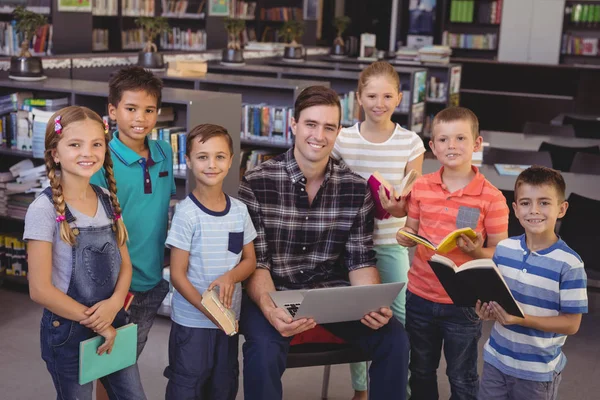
{"left": 284, "top": 303, "right": 301, "bottom": 317}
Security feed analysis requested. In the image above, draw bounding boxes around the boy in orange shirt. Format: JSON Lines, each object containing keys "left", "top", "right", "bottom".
{"left": 397, "top": 107, "right": 509, "bottom": 400}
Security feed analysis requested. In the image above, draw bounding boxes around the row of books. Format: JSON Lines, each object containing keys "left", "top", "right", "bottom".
{"left": 122, "top": 0, "right": 155, "bottom": 16}
{"left": 240, "top": 149, "right": 279, "bottom": 178}
{"left": 0, "top": 234, "right": 28, "bottom": 278}
{"left": 0, "top": 3, "right": 50, "bottom": 15}
{"left": 149, "top": 126, "right": 187, "bottom": 170}
{"left": 0, "top": 21, "right": 52, "bottom": 57}
{"left": 567, "top": 3, "right": 600, "bottom": 26}
{"left": 92, "top": 29, "right": 110, "bottom": 52}
{"left": 92, "top": 0, "right": 118, "bottom": 16}
{"left": 232, "top": 1, "right": 257, "bottom": 19}
{"left": 449, "top": 0, "right": 503, "bottom": 24}
{"left": 160, "top": 28, "right": 207, "bottom": 51}
{"left": 241, "top": 104, "right": 294, "bottom": 142}
{"left": 443, "top": 32, "right": 498, "bottom": 50}
{"left": 561, "top": 35, "right": 599, "bottom": 56}
{"left": 259, "top": 7, "right": 303, "bottom": 21}
{"left": 161, "top": 0, "right": 205, "bottom": 18}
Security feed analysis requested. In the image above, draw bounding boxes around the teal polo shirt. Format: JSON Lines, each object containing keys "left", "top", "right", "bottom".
{"left": 91, "top": 132, "right": 176, "bottom": 292}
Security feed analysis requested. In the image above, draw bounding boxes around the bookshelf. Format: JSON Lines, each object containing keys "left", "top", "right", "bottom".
{"left": 561, "top": 1, "right": 600, "bottom": 65}
{"left": 0, "top": 0, "right": 52, "bottom": 57}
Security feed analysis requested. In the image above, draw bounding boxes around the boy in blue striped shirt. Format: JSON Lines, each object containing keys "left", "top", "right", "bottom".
{"left": 476, "top": 166, "right": 587, "bottom": 400}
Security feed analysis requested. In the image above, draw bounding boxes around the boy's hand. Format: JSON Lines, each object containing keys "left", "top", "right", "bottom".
{"left": 81, "top": 297, "right": 122, "bottom": 333}
{"left": 96, "top": 326, "right": 117, "bottom": 355}
{"left": 361, "top": 307, "right": 393, "bottom": 330}
{"left": 378, "top": 186, "right": 407, "bottom": 218}
{"left": 396, "top": 226, "right": 418, "bottom": 247}
{"left": 476, "top": 300, "right": 495, "bottom": 321}
{"left": 208, "top": 272, "right": 235, "bottom": 309}
{"left": 457, "top": 232, "right": 484, "bottom": 256}
{"left": 490, "top": 301, "right": 523, "bottom": 326}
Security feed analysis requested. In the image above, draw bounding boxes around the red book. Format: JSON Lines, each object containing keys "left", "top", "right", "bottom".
{"left": 367, "top": 170, "right": 418, "bottom": 220}
{"left": 123, "top": 292, "right": 134, "bottom": 311}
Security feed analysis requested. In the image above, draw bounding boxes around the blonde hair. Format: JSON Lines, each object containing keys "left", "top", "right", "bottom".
{"left": 357, "top": 61, "right": 400, "bottom": 95}
{"left": 44, "top": 106, "right": 128, "bottom": 246}
{"left": 432, "top": 107, "right": 479, "bottom": 140}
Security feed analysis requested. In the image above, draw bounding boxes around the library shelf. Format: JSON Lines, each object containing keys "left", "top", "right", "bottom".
{"left": 0, "top": 148, "right": 34, "bottom": 158}
{"left": 241, "top": 138, "right": 293, "bottom": 149}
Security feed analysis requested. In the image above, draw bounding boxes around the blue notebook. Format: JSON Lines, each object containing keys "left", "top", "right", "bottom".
{"left": 79, "top": 323, "right": 138, "bottom": 385}
{"left": 494, "top": 164, "right": 531, "bottom": 176}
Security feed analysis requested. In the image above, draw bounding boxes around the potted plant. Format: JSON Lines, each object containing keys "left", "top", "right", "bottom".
{"left": 9, "top": 6, "right": 48, "bottom": 80}
{"left": 331, "top": 16, "right": 351, "bottom": 58}
{"left": 281, "top": 20, "right": 305, "bottom": 62}
{"left": 135, "top": 16, "right": 170, "bottom": 70}
{"left": 222, "top": 18, "right": 246, "bottom": 65}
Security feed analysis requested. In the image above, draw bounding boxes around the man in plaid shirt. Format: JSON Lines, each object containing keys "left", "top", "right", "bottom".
{"left": 238, "top": 86, "right": 409, "bottom": 400}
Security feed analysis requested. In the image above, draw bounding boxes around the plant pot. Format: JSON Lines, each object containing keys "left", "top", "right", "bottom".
{"left": 221, "top": 48, "right": 245, "bottom": 65}
{"left": 330, "top": 43, "right": 347, "bottom": 58}
{"left": 9, "top": 56, "right": 45, "bottom": 80}
{"left": 283, "top": 45, "right": 305, "bottom": 62}
{"left": 137, "top": 51, "right": 165, "bottom": 70}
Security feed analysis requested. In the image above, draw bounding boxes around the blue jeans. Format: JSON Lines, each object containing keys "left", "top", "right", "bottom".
{"left": 406, "top": 290, "right": 482, "bottom": 400}
{"left": 479, "top": 362, "right": 562, "bottom": 400}
{"left": 240, "top": 293, "right": 410, "bottom": 400}
{"left": 128, "top": 278, "right": 170, "bottom": 358}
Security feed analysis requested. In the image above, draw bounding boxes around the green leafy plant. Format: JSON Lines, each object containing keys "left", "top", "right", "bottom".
{"left": 13, "top": 6, "right": 47, "bottom": 57}
{"left": 333, "top": 16, "right": 351, "bottom": 47}
{"left": 281, "top": 20, "right": 304, "bottom": 46}
{"left": 224, "top": 18, "right": 246, "bottom": 50}
{"left": 135, "top": 16, "right": 170, "bottom": 53}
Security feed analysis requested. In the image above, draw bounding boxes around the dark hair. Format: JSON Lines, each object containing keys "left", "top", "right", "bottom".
{"left": 186, "top": 124, "right": 233, "bottom": 157}
{"left": 432, "top": 106, "right": 479, "bottom": 139}
{"left": 108, "top": 66, "right": 163, "bottom": 108}
{"left": 294, "top": 85, "right": 341, "bottom": 125}
{"left": 357, "top": 61, "right": 400, "bottom": 94}
{"left": 515, "top": 166, "right": 567, "bottom": 201}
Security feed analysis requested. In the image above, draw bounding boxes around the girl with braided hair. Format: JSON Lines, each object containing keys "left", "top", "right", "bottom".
{"left": 24, "top": 106, "right": 146, "bottom": 400}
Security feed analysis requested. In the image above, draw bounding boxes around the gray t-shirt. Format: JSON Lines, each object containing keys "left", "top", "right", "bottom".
{"left": 23, "top": 188, "right": 112, "bottom": 294}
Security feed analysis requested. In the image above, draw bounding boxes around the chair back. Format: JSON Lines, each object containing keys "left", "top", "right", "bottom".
{"left": 538, "top": 142, "right": 600, "bottom": 172}
{"left": 523, "top": 122, "right": 575, "bottom": 137}
{"left": 562, "top": 115, "right": 600, "bottom": 139}
{"left": 500, "top": 190, "right": 525, "bottom": 238}
{"left": 570, "top": 152, "right": 600, "bottom": 175}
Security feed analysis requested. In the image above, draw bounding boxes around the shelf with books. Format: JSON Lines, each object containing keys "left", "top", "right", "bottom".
{"left": 561, "top": 1, "right": 600, "bottom": 65}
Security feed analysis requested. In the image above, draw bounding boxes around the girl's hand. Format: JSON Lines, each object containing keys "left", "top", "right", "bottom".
{"left": 208, "top": 272, "right": 235, "bottom": 309}
{"left": 378, "top": 186, "right": 408, "bottom": 218}
{"left": 97, "top": 326, "right": 117, "bottom": 355}
{"left": 396, "top": 227, "right": 418, "bottom": 247}
{"left": 80, "top": 297, "right": 122, "bottom": 333}
{"left": 475, "top": 300, "right": 495, "bottom": 321}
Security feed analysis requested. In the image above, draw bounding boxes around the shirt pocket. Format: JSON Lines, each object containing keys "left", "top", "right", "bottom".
{"left": 228, "top": 231, "right": 244, "bottom": 255}
{"left": 456, "top": 206, "right": 481, "bottom": 230}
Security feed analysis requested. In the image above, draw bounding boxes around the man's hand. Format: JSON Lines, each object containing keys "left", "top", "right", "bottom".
{"left": 96, "top": 326, "right": 117, "bottom": 355}
{"left": 457, "top": 232, "right": 484, "bottom": 256}
{"left": 208, "top": 271, "right": 235, "bottom": 309}
{"left": 80, "top": 297, "right": 121, "bottom": 333}
{"left": 378, "top": 186, "right": 407, "bottom": 218}
{"left": 361, "top": 307, "right": 392, "bottom": 330}
{"left": 396, "top": 227, "right": 418, "bottom": 247}
{"left": 475, "top": 300, "right": 495, "bottom": 321}
{"left": 266, "top": 307, "right": 316, "bottom": 337}
{"left": 490, "top": 301, "right": 523, "bottom": 326}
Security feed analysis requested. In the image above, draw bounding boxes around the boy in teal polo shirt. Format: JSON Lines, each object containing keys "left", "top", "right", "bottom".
{"left": 91, "top": 66, "right": 173, "bottom": 359}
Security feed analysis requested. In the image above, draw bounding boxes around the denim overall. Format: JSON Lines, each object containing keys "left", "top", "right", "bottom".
{"left": 39, "top": 185, "right": 146, "bottom": 400}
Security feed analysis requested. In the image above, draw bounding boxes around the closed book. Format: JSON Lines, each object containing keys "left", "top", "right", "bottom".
{"left": 78, "top": 323, "right": 138, "bottom": 385}
{"left": 201, "top": 289, "right": 237, "bottom": 336}
{"left": 428, "top": 254, "right": 524, "bottom": 318}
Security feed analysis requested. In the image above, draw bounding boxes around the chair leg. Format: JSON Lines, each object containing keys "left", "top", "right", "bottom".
{"left": 321, "top": 365, "right": 331, "bottom": 400}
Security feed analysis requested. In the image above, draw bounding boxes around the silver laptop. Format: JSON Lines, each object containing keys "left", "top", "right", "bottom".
{"left": 269, "top": 282, "right": 405, "bottom": 324}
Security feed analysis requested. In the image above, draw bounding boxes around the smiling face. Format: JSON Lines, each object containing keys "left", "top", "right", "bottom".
{"left": 186, "top": 135, "right": 233, "bottom": 189}
{"left": 108, "top": 89, "right": 158, "bottom": 147}
{"left": 291, "top": 104, "right": 341, "bottom": 168}
{"left": 51, "top": 119, "right": 106, "bottom": 180}
{"left": 430, "top": 119, "right": 482, "bottom": 169}
{"left": 357, "top": 75, "right": 401, "bottom": 124}
{"left": 513, "top": 183, "right": 568, "bottom": 237}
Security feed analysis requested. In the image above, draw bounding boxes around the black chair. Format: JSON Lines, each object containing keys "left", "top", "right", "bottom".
{"left": 523, "top": 122, "right": 575, "bottom": 137}
{"left": 500, "top": 190, "right": 525, "bottom": 238}
{"left": 483, "top": 148, "right": 553, "bottom": 168}
{"left": 558, "top": 193, "right": 600, "bottom": 289}
{"left": 570, "top": 152, "right": 600, "bottom": 175}
{"left": 562, "top": 115, "right": 600, "bottom": 139}
{"left": 287, "top": 343, "right": 370, "bottom": 399}
{"left": 538, "top": 142, "right": 600, "bottom": 172}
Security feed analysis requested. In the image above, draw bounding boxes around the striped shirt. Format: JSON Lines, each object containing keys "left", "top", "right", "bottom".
{"left": 483, "top": 236, "right": 588, "bottom": 382}
{"left": 238, "top": 148, "right": 376, "bottom": 291}
{"left": 407, "top": 166, "right": 509, "bottom": 303}
{"left": 165, "top": 193, "right": 257, "bottom": 329}
{"left": 332, "top": 123, "right": 425, "bottom": 245}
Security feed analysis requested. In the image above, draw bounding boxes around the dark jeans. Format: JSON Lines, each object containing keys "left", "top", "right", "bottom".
{"left": 128, "top": 279, "right": 171, "bottom": 358}
{"left": 240, "top": 293, "right": 410, "bottom": 400}
{"left": 406, "top": 290, "right": 482, "bottom": 400}
{"left": 478, "top": 362, "right": 562, "bottom": 400}
{"left": 164, "top": 322, "right": 239, "bottom": 400}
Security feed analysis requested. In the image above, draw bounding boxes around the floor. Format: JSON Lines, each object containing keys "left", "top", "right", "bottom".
{"left": 1, "top": 286, "right": 599, "bottom": 399}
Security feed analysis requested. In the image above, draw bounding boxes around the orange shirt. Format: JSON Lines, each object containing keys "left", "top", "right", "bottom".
{"left": 407, "top": 166, "right": 509, "bottom": 304}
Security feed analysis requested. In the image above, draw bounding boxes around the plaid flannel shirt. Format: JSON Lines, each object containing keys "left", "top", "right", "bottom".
{"left": 238, "top": 148, "right": 376, "bottom": 291}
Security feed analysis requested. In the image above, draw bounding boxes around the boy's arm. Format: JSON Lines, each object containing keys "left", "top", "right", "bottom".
{"left": 490, "top": 303, "right": 582, "bottom": 335}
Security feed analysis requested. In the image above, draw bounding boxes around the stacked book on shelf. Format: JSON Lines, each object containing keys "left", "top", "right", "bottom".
{"left": 240, "top": 149, "right": 279, "bottom": 178}
{"left": 418, "top": 46, "right": 452, "bottom": 64}
{"left": 122, "top": 0, "right": 155, "bottom": 16}
{"left": 0, "top": 21, "right": 52, "bottom": 56}
{"left": 233, "top": 1, "right": 257, "bottom": 19}
{"left": 92, "top": 0, "right": 118, "bottom": 16}
{"left": 241, "top": 104, "right": 294, "bottom": 145}
{"left": 1, "top": 234, "right": 28, "bottom": 278}
{"left": 260, "top": 7, "right": 302, "bottom": 21}
{"left": 93, "top": 29, "right": 110, "bottom": 51}
{"left": 161, "top": 0, "right": 206, "bottom": 18}
{"left": 443, "top": 32, "right": 498, "bottom": 50}
{"left": 0, "top": 92, "right": 39, "bottom": 152}
{"left": 566, "top": 3, "right": 600, "bottom": 26}
{"left": 561, "top": 35, "right": 599, "bottom": 56}
{"left": 0, "top": 160, "right": 47, "bottom": 220}
{"left": 449, "top": 0, "right": 503, "bottom": 24}
{"left": 160, "top": 28, "right": 207, "bottom": 51}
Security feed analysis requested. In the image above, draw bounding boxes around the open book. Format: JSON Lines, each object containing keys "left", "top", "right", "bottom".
{"left": 201, "top": 289, "right": 238, "bottom": 336}
{"left": 367, "top": 169, "right": 418, "bottom": 220}
{"left": 428, "top": 254, "right": 524, "bottom": 318}
{"left": 397, "top": 227, "right": 477, "bottom": 254}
